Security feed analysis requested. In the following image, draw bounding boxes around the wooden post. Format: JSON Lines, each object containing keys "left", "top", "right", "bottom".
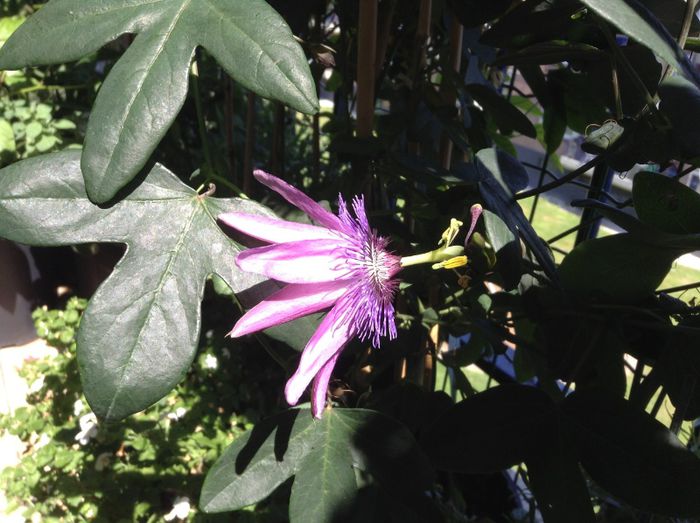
{"left": 439, "top": 17, "right": 463, "bottom": 169}
{"left": 356, "top": 0, "right": 378, "bottom": 139}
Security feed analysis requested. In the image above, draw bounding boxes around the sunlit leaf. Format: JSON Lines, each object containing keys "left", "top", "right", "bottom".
{"left": 0, "top": 151, "right": 268, "bottom": 421}
{"left": 0, "top": 0, "right": 318, "bottom": 203}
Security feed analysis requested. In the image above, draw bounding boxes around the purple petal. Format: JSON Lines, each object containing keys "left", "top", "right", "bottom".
{"left": 254, "top": 170, "right": 343, "bottom": 230}
{"left": 229, "top": 281, "right": 348, "bottom": 337}
{"left": 219, "top": 212, "right": 338, "bottom": 244}
{"left": 236, "top": 239, "right": 353, "bottom": 284}
{"left": 311, "top": 351, "right": 340, "bottom": 419}
{"left": 284, "top": 302, "right": 354, "bottom": 406}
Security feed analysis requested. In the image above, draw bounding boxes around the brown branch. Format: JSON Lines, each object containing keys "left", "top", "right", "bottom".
{"left": 439, "top": 17, "right": 463, "bottom": 169}
{"left": 356, "top": 0, "right": 378, "bottom": 139}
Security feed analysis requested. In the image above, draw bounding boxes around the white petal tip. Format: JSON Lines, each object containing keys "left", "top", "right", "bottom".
{"left": 311, "top": 403, "right": 326, "bottom": 419}
{"left": 284, "top": 381, "right": 304, "bottom": 407}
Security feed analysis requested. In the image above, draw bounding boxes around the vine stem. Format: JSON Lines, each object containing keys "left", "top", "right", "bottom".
{"left": 515, "top": 155, "right": 603, "bottom": 200}
{"left": 190, "top": 60, "right": 214, "bottom": 176}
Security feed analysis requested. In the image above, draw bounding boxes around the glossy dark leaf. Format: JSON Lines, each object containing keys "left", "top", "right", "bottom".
{"left": 0, "top": 0, "right": 318, "bottom": 203}
{"left": 542, "top": 99, "right": 567, "bottom": 155}
{"left": 482, "top": 209, "right": 523, "bottom": 289}
{"left": 634, "top": 169, "right": 700, "bottom": 234}
{"left": 422, "top": 385, "right": 557, "bottom": 473}
{"left": 659, "top": 317, "right": 700, "bottom": 420}
{"left": 563, "top": 389, "right": 700, "bottom": 517}
{"left": 659, "top": 75, "right": 700, "bottom": 157}
{"left": 475, "top": 148, "right": 558, "bottom": 282}
{"left": 200, "top": 408, "right": 435, "bottom": 522}
{"left": 0, "top": 151, "right": 267, "bottom": 421}
{"left": 580, "top": 0, "right": 700, "bottom": 85}
{"left": 483, "top": 209, "right": 517, "bottom": 253}
{"left": 465, "top": 84, "right": 536, "bottom": 138}
{"left": 526, "top": 439, "right": 595, "bottom": 523}
{"left": 573, "top": 198, "right": 698, "bottom": 244}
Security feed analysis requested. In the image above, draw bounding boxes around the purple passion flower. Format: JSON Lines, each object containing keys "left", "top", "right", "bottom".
{"left": 219, "top": 170, "right": 401, "bottom": 418}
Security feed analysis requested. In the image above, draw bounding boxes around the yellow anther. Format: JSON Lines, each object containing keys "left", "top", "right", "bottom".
{"left": 431, "top": 255, "right": 468, "bottom": 270}
{"left": 439, "top": 218, "right": 463, "bottom": 247}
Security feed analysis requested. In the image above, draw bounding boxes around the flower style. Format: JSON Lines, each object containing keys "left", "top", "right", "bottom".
{"left": 219, "top": 170, "right": 401, "bottom": 418}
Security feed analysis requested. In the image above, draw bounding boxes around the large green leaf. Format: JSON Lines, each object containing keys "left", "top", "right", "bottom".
{"left": 482, "top": 209, "right": 523, "bottom": 289}
{"left": 573, "top": 198, "right": 700, "bottom": 252}
{"left": 200, "top": 408, "right": 436, "bottom": 522}
{"left": 465, "top": 84, "right": 536, "bottom": 138}
{"left": 0, "top": 151, "right": 267, "bottom": 421}
{"left": 558, "top": 233, "right": 677, "bottom": 302}
{"left": 580, "top": 0, "right": 699, "bottom": 84}
{"left": 422, "top": 385, "right": 558, "bottom": 473}
{"left": 526, "top": 439, "right": 596, "bottom": 523}
{"left": 659, "top": 76, "right": 700, "bottom": 157}
{"left": 0, "top": 0, "right": 318, "bottom": 203}
{"left": 634, "top": 169, "right": 700, "bottom": 233}
{"left": 563, "top": 389, "right": 700, "bottom": 517}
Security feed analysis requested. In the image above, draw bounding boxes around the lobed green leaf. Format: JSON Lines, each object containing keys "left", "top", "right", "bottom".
{"left": 0, "top": 0, "right": 318, "bottom": 203}
{"left": 0, "top": 151, "right": 268, "bottom": 421}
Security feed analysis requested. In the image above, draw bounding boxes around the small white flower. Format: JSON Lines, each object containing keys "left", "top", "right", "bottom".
{"left": 164, "top": 496, "right": 191, "bottom": 521}
{"left": 30, "top": 511, "right": 41, "bottom": 523}
{"left": 166, "top": 407, "right": 187, "bottom": 422}
{"left": 73, "top": 399, "right": 85, "bottom": 416}
{"left": 203, "top": 354, "right": 218, "bottom": 370}
{"left": 28, "top": 376, "right": 44, "bottom": 394}
{"left": 94, "top": 452, "right": 111, "bottom": 471}
{"left": 29, "top": 432, "right": 51, "bottom": 451}
{"left": 74, "top": 413, "right": 98, "bottom": 445}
